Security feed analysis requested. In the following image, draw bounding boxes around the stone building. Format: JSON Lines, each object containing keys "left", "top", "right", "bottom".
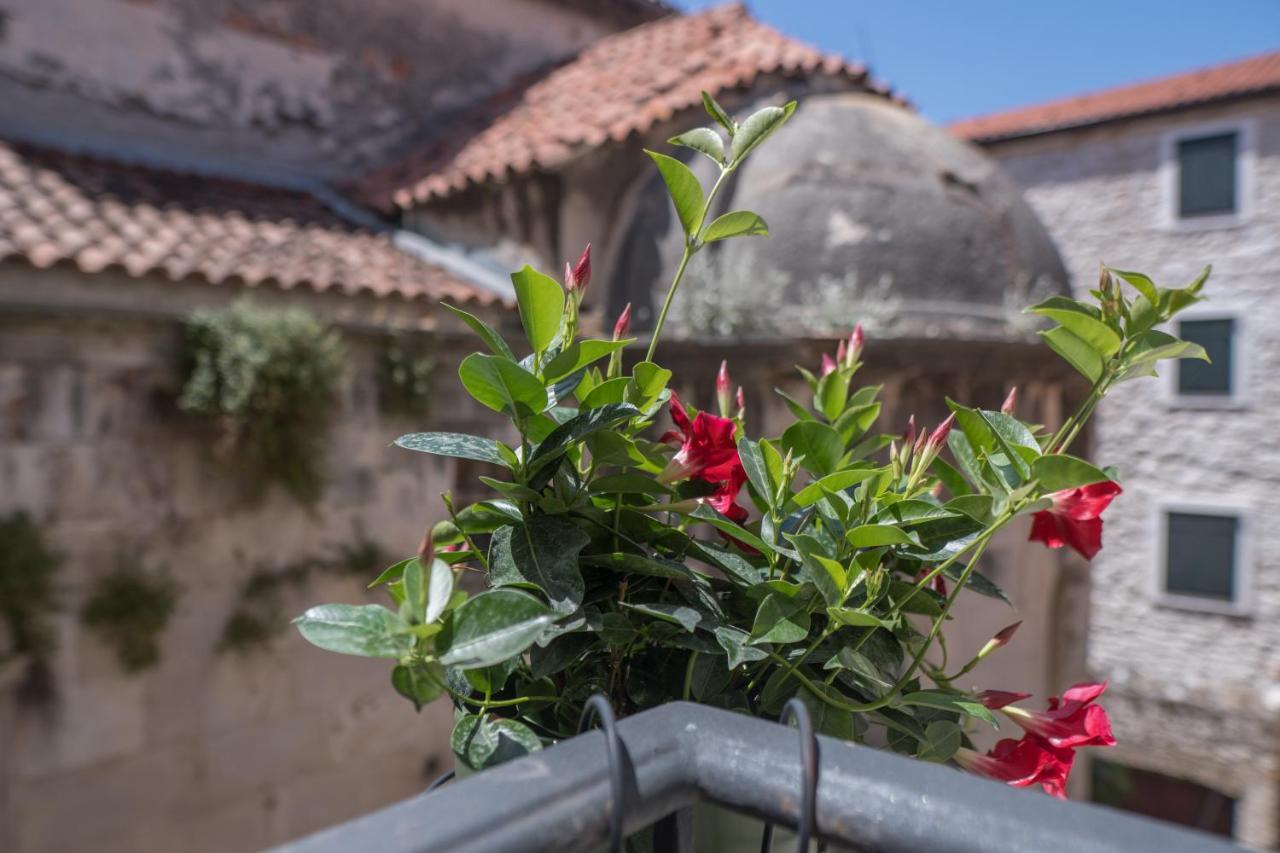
{"left": 1, "top": 2, "right": 1089, "bottom": 850}
{"left": 955, "top": 51, "right": 1280, "bottom": 848}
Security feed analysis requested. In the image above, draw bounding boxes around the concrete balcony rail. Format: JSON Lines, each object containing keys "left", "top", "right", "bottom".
{"left": 272, "top": 701, "right": 1239, "bottom": 853}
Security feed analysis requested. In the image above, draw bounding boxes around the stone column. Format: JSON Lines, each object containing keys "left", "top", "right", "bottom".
{"left": 1237, "top": 776, "right": 1279, "bottom": 850}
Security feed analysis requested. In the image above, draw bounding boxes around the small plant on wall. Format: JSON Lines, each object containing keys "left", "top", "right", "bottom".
{"left": 178, "top": 299, "right": 347, "bottom": 506}
{"left": 82, "top": 564, "right": 177, "bottom": 673}
{"left": 0, "top": 511, "right": 60, "bottom": 679}
{"left": 378, "top": 333, "right": 435, "bottom": 417}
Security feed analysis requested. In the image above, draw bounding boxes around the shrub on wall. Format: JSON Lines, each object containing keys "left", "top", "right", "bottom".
{"left": 178, "top": 300, "right": 347, "bottom": 505}
{"left": 378, "top": 333, "right": 435, "bottom": 417}
{"left": 81, "top": 566, "right": 177, "bottom": 673}
{"left": 0, "top": 511, "right": 60, "bottom": 669}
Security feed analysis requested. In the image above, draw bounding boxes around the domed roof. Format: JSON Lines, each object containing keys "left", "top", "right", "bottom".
{"left": 609, "top": 91, "right": 1069, "bottom": 342}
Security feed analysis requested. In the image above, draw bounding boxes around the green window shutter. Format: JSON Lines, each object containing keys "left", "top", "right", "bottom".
{"left": 1165, "top": 512, "right": 1238, "bottom": 601}
{"left": 1177, "top": 133, "right": 1237, "bottom": 218}
{"left": 1177, "top": 318, "right": 1234, "bottom": 395}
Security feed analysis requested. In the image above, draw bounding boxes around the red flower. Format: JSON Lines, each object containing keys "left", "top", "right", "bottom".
{"left": 707, "top": 467, "right": 749, "bottom": 525}
{"left": 1000, "top": 682, "right": 1116, "bottom": 749}
{"left": 1028, "top": 481, "right": 1122, "bottom": 560}
{"left": 955, "top": 735, "right": 1074, "bottom": 799}
{"left": 658, "top": 392, "right": 741, "bottom": 485}
{"left": 565, "top": 243, "right": 591, "bottom": 294}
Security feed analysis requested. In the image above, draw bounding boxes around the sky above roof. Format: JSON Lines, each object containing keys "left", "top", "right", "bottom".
{"left": 672, "top": 1, "right": 1280, "bottom": 124}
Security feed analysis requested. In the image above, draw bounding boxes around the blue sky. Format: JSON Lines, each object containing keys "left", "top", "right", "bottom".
{"left": 672, "top": 1, "right": 1280, "bottom": 124}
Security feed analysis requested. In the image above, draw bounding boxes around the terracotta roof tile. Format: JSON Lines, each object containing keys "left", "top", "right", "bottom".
{"left": 359, "top": 3, "right": 889, "bottom": 208}
{"left": 0, "top": 140, "right": 504, "bottom": 306}
{"left": 952, "top": 51, "right": 1280, "bottom": 143}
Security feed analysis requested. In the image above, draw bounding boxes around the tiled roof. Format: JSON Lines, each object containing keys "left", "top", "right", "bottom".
{"left": 0, "top": 140, "right": 504, "bottom": 306}
{"left": 951, "top": 51, "right": 1280, "bottom": 143}
{"left": 359, "top": 3, "right": 888, "bottom": 208}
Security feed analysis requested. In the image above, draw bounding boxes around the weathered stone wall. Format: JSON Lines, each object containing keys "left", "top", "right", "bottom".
{"left": 982, "top": 96, "right": 1280, "bottom": 847}
{"left": 0, "top": 0, "right": 619, "bottom": 182}
{"left": 0, "top": 265, "right": 508, "bottom": 852}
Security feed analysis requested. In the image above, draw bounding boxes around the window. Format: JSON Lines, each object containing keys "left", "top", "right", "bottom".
{"left": 1164, "top": 512, "right": 1237, "bottom": 601}
{"left": 1177, "top": 132, "right": 1237, "bottom": 217}
{"left": 1177, "top": 318, "right": 1234, "bottom": 395}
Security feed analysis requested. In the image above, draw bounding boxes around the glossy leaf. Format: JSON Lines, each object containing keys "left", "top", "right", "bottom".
{"left": 543, "top": 339, "right": 632, "bottom": 383}
{"left": 715, "top": 626, "right": 768, "bottom": 669}
{"left": 781, "top": 421, "right": 844, "bottom": 476}
{"left": 458, "top": 353, "right": 547, "bottom": 418}
{"left": 489, "top": 518, "right": 590, "bottom": 614}
{"left": 452, "top": 714, "right": 543, "bottom": 771}
{"left": 437, "top": 589, "right": 553, "bottom": 669}
{"left": 1040, "top": 326, "right": 1104, "bottom": 383}
{"left": 394, "top": 432, "right": 510, "bottom": 467}
{"left": 737, "top": 438, "right": 775, "bottom": 509}
{"left": 391, "top": 661, "right": 446, "bottom": 711}
{"left": 526, "top": 403, "right": 641, "bottom": 483}
{"left": 748, "top": 593, "right": 810, "bottom": 645}
{"left": 294, "top": 604, "right": 410, "bottom": 659}
{"left": 730, "top": 101, "right": 797, "bottom": 164}
{"left": 918, "top": 720, "right": 963, "bottom": 762}
{"left": 1031, "top": 296, "right": 1122, "bottom": 357}
{"left": 701, "top": 210, "right": 769, "bottom": 243}
{"left": 425, "top": 558, "right": 455, "bottom": 624}
{"left": 900, "top": 690, "right": 999, "bottom": 729}
{"left": 668, "top": 127, "right": 725, "bottom": 164}
{"left": 622, "top": 602, "right": 705, "bottom": 633}
{"left": 646, "top": 150, "right": 705, "bottom": 238}
{"left": 792, "top": 468, "right": 880, "bottom": 508}
{"left": 442, "top": 303, "right": 515, "bottom": 360}
{"left": 701, "top": 91, "right": 736, "bottom": 135}
{"left": 847, "top": 524, "right": 920, "bottom": 549}
{"left": 1030, "top": 453, "right": 1111, "bottom": 491}
{"left": 510, "top": 265, "right": 565, "bottom": 357}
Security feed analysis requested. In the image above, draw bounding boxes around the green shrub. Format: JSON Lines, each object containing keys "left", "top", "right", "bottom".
{"left": 378, "top": 334, "right": 435, "bottom": 417}
{"left": 0, "top": 511, "right": 60, "bottom": 664}
{"left": 178, "top": 300, "right": 347, "bottom": 505}
{"left": 82, "top": 568, "right": 177, "bottom": 673}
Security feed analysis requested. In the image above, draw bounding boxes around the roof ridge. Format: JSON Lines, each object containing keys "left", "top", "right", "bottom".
{"left": 952, "top": 49, "right": 1280, "bottom": 142}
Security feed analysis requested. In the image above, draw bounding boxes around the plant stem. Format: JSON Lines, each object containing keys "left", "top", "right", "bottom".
{"left": 682, "top": 651, "right": 699, "bottom": 700}
{"left": 645, "top": 248, "right": 693, "bottom": 363}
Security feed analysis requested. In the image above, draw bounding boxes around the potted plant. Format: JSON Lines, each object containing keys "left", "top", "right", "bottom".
{"left": 295, "top": 93, "right": 1209, "bottom": 814}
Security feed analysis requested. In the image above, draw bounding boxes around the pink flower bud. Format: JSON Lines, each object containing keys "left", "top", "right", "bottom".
{"left": 613, "top": 302, "right": 632, "bottom": 339}
{"left": 902, "top": 415, "right": 917, "bottom": 447}
{"left": 993, "top": 620, "right": 1022, "bottom": 646}
{"left": 977, "top": 689, "right": 1032, "bottom": 711}
{"left": 849, "top": 323, "right": 864, "bottom": 364}
{"left": 416, "top": 528, "right": 434, "bottom": 563}
{"left": 1001, "top": 386, "right": 1018, "bottom": 415}
{"left": 735, "top": 385, "right": 746, "bottom": 419}
{"left": 565, "top": 243, "right": 591, "bottom": 293}
{"left": 836, "top": 339, "right": 848, "bottom": 365}
{"left": 820, "top": 353, "right": 837, "bottom": 377}
{"left": 716, "top": 360, "right": 732, "bottom": 417}
{"left": 927, "top": 413, "right": 956, "bottom": 450}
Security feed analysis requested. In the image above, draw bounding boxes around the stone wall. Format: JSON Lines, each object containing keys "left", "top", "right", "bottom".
{"left": 981, "top": 95, "right": 1280, "bottom": 847}
{"left": 0, "top": 265, "right": 507, "bottom": 852}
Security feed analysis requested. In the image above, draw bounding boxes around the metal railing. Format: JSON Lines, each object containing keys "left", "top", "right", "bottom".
{"left": 272, "top": 700, "right": 1239, "bottom": 853}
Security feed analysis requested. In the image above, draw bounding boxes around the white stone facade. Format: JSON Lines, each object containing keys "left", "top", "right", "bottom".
{"left": 978, "top": 95, "right": 1280, "bottom": 848}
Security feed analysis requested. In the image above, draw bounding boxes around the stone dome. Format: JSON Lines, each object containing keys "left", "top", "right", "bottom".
{"left": 609, "top": 91, "right": 1069, "bottom": 342}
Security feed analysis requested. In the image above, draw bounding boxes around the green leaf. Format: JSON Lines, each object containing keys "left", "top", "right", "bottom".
{"left": 441, "top": 303, "right": 515, "bottom": 360}
{"left": 701, "top": 91, "right": 736, "bottom": 135}
{"left": 789, "top": 534, "right": 846, "bottom": 607}
{"left": 590, "top": 473, "right": 671, "bottom": 495}
{"left": 730, "top": 101, "right": 797, "bottom": 164}
{"left": 458, "top": 353, "right": 547, "bottom": 418}
{"left": 781, "top": 421, "right": 844, "bottom": 477}
{"left": 1029, "top": 454, "right": 1111, "bottom": 491}
{"left": 489, "top": 518, "right": 590, "bottom": 614}
{"left": 293, "top": 604, "right": 410, "bottom": 659}
{"left": 391, "top": 661, "right": 446, "bottom": 711}
{"left": 630, "top": 361, "right": 673, "bottom": 400}
{"left": 369, "top": 556, "right": 414, "bottom": 589}
{"left": 509, "top": 265, "right": 565, "bottom": 357}
{"left": 621, "top": 602, "right": 706, "bottom": 633}
{"left": 1126, "top": 330, "right": 1210, "bottom": 368}
{"left": 580, "top": 552, "right": 697, "bottom": 582}
{"left": 832, "top": 403, "right": 880, "bottom": 445}
{"left": 827, "top": 607, "right": 891, "bottom": 628}
{"left": 394, "top": 432, "right": 510, "bottom": 467}
{"left": 1110, "top": 267, "right": 1159, "bottom": 305}
{"left": 748, "top": 593, "right": 810, "bottom": 645}
{"left": 425, "top": 558, "right": 455, "bottom": 624}
{"left": 900, "top": 690, "right": 999, "bottom": 729}
{"left": 464, "top": 656, "right": 520, "bottom": 695}
{"left": 645, "top": 150, "right": 705, "bottom": 238}
{"left": 451, "top": 714, "right": 542, "bottom": 771}
{"left": 792, "top": 468, "right": 880, "bottom": 508}
{"left": 737, "top": 438, "right": 775, "bottom": 509}
{"left": 715, "top": 626, "right": 768, "bottom": 669}
{"left": 690, "top": 504, "right": 771, "bottom": 553}
{"left": 941, "top": 564, "right": 1010, "bottom": 604}
{"left": 917, "top": 720, "right": 962, "bottom": 762}
{"left": 543, "top": 340, "right": 631, "bottom": 383}
{"left": 668, "top": 127, "right": 725, "bottom": 165}
{"left": 846, "top": 524, "right": 920, "bottom": 549}
{"left": 1040, "top": 326, "right": 1104, "bottom": 383}
{"left": 701, "top": 210, "right": 768, "bottom": 243}
{"left": 815, "top": 371, "right": 849, "bottom": 422}
{"left": 581, "top": 376, "right": 631, "bottom": 408}
{"left": 1031, "top": 296, "right": 1122, "bottom": 357}
{"left": 437, "top": 589, "right": 553, "bottom": 669}
{"left": 403, "top": 557, "right": 427, "bottom": 623}
{"left": 526, "top": 403, "right": 641, "bottom": 482}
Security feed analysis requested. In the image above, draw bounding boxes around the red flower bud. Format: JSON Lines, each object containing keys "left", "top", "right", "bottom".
{"left": 613, "top": 302, "right": 633, "bottom": 340}
{"left": 1001, "top": 386, "right": 1018, "bottom": 415}
{"left": 716, "top": 360, "right": 732, "bottom": 417}
{"left": 993, "top": 620, "right": 1022, "bottom": 646}
{"left": 927, "top": 413, "right": 956, "bottom": 450}
{"left": 565, "top": 243, "right": 591, "bottom": 294}
{"left": 902, "top": 415, "right": 917, "bottom": 447}
{"left": 977, "top": 689, "right": 1032, "bottom": 710}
